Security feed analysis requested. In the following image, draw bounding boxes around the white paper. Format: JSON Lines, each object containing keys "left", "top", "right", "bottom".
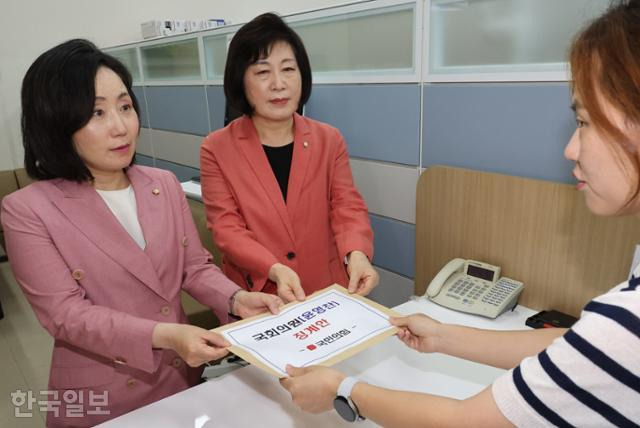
{"left": 221, "top": 289, "right": 394, "bottom": 376}
{"left": 180, "top": 180, "right": 202, "bottom": 201}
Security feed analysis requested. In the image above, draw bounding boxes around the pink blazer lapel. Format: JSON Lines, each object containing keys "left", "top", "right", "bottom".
{"left": 50, "top": 171, "right": 169, "bottom": 300}
{"left": 286, "top": 113, "right": 312, "bottom": 219}
{"left": 236, "top": 116, "right": 296, "bottom": 243}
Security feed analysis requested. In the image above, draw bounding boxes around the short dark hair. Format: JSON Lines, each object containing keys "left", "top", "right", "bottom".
{"left": 224, "top": 13, "right": 312, "bottom": 115}
{"left": 21, "top": 39, "right": 140, "bottom": 181}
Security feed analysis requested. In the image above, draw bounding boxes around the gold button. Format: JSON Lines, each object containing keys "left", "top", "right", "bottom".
{"left": 152, "top": 188, "right": 160, "bottom": 195}
{"left": 303, "top": 141, "right": 309, "bottom": 148}
{"left": 114, "top": 357, "right": 127, "bottom": 365}
{"left": 171, "top": 358, "right": 182, "bottom": 368}
{"left": 71, "top": 269, "right": 85, "bottom": 280}
{"left": 181, "top": 236, "right": 188, "bottom": 247}
{"left": 160, "top": 306, "right": 171, "bottom": 316}
{"left": 126, "top": 378, "right": 136, "bottom": 388}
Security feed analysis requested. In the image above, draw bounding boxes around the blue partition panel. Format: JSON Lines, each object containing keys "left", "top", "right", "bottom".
{"left": 206, "top": 86, "right": 226, "bottom": 133}
{"left": 369, "top": 214, "right": 415, "bottom": 278}
{"left": 132, "top": 87, "right": 149, "bottom": 128}
{"left": 423, "top": 83, "right": 576, "bottom": 183}
{"left": 305, "top": 84, "right": 421, "bottom": 166}
{"left": 145, "top": 86, "right": 210, "bottom": 136}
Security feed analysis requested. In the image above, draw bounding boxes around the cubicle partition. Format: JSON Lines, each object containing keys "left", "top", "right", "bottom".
{"left": 416, "top": 166, "right": 640, "bottom": 317}
{"left": 105, "top": 0, "right": 611, "bottom": 308}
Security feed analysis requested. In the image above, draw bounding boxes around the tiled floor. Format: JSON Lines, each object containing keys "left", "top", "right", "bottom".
{"left": 0, "top": 260, "right": 52, "bottom": 427}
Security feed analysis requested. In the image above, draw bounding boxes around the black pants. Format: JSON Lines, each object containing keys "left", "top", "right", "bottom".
{"left": 0, "top": 298, "right": 4, "bottom": 320}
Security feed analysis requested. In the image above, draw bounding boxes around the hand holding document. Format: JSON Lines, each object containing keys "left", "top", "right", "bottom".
{"left": 213, "top": 284, "right": 399, "bottom": 376}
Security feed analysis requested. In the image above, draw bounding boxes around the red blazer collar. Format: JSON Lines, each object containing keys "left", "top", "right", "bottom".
{"left": 234, "top": 114, "right": 313, "bottom": 244}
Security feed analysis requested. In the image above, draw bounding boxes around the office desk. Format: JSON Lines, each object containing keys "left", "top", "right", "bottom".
{"left": 98, "top": 298, "right": 537, "bottom": 427}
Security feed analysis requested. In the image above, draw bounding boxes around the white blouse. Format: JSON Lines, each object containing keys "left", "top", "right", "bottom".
{"left": 96, "top": 185, "right": 146, "bottom": 249}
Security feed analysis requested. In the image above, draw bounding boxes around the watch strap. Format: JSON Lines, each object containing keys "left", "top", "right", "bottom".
{"left": 337, "top": 376, "right": 360, "bottom": 398}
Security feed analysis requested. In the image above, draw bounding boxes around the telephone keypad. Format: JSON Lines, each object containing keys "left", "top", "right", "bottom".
{"left": 448, "top": 278, "right": 491, "bottom": 304}
{"left": 481, "top": 278, "right": 521, "bottom": 306}
{"left": 446, "top": 277, "right": 523, "bottom": 307}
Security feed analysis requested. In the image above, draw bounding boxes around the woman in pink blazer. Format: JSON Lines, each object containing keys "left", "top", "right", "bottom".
{"left": 1, "top": 39, "right": 281, "bottom": 427}
{"left": 201, "top": 14, "right": 378, "bottom": 302}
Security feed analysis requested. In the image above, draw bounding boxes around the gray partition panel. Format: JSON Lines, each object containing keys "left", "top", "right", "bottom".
{"left": 135, "top": 153, "right": 155, "bottom": 167}
{"left": 132, "top": 86, "right": 149, "bottom": 128}
{"left": 366, "top": 267, "right": 415, "bottom": 308}
{"left": 153, "top": 159, "right": 200, "bottom": 182}
{"left": 305, "top": 84, "right": 421, "bottom": 166}
{"left": 134, "top": 153, "right": 199, "bottom": 182}
{"left": 369, "top": 214, "right": 415, "bottom": 279}
{"left": 206, "top": 86, "right": 226, "bottom": 132}
{"left": 146, "top": 86, "right": 210, "bottom": 136}
{"left": 423, "top": 83, "right": 576, "bottom": 183}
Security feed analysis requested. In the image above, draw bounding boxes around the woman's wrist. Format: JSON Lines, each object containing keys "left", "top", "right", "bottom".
{"left": 228, "top": 289, "right": 245, "bottom": 316}
{"left": 433, "top": 323, "right": 463, "bottom": 356}
{"left": 268, "top": 263, "right": 285, "bottom": 281}
{"left": 346, "top": 250, "right": 368, "bottom": 264}
{"left": 151, "top": 322, "right": 173, "bottom": 350}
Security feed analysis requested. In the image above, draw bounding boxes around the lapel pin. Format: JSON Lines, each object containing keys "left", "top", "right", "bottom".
{"left": 152, "top": 188, "right": 160, "bottom": 195}
{"left": 303, "top": 141, "right": 309, "bottom": 148}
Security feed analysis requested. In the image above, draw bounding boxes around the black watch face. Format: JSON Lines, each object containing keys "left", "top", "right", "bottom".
{"left": 333, "top": 397, "right": 357, "bottom": 422}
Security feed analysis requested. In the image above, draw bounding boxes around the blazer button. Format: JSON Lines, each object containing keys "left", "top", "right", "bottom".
{"left": 181, "top": 236, "right": 188, "bottom": 247}
{"left": 126, "top": 378, "right": 137, "bottom": 388}
{"left": 160, "top": 306, "right": 171, "bottom": 316}
{"left": 152, "top": 188, "right": 160, "bottom": 195}
{"left": 71, "top": 269, "right": 85, "bottom": 280}
{"left": 286, "top": 252, "right": 296, "bottom": 260}
{"left": 171, "top": 357, "right": 182, "bottom": 368}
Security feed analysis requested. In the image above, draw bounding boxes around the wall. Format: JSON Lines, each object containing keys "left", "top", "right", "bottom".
{"left": 0, "top": 0, "right": 348, "bottom": 170}
{"left": 0, "top": 1, "right": 595, "bottom": 308}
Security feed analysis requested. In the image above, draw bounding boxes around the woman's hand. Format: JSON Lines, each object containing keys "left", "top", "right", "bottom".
{"left": 231, "top": 290, "right": 283, "bottom": 318}
{"left": 390, "top": 314, "right": 442, "bottom": 354}
{"left": 346, "top": 250, "right": 379, "bottom": 295}
{"left": 269, "top": 263, "right": 305, "bottom": 303}
{"left": 152, "top": 323, "right": 229, "bottom": 367}
{"left": 280, "top": 365, "right": 346, "bottom": 413}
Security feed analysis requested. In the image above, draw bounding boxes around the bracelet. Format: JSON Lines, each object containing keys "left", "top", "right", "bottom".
{"left": 228, "top": 289, "right": 243, "bottom": 316}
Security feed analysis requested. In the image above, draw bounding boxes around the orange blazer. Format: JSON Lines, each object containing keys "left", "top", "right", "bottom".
{"left": 200, "top": 114, "right": 373, "bottom": 294}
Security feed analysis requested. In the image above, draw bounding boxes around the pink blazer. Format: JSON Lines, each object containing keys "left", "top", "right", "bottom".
{"left": 200, "top": 114, "right": 373, "bottom": 295}
{"left": 1, "top": 165, "right": 239, "bottom": 427}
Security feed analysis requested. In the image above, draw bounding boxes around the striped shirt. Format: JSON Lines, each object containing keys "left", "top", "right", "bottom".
{"left": 492, "top": 272, "right": 640, "bottom": 427}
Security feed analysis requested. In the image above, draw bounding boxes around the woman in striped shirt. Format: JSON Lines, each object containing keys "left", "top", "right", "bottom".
{"left": 281, "top": 1, "right": 640, "bottom": 426}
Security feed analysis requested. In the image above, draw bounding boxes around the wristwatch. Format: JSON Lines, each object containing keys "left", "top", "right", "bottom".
{"left": 333, "top": 376, "right": 365, "bottom": 422}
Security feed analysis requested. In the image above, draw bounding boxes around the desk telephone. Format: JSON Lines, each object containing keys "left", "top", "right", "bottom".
{"left": 426, "top": 258, "right": 523, "bottom": 318}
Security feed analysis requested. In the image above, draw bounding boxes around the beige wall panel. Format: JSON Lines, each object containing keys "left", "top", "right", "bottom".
{"left": 137, "top": 128, "right": 154, "bottom": 158}
{"left": 415, "top": 166, "right": 640, "bottom": 317}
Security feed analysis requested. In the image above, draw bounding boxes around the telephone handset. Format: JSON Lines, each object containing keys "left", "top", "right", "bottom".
{"left": 426, "top": 258, "right": 523, "bottom": 319}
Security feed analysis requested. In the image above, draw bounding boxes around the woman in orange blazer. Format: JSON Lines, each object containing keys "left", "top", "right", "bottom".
{"left": 201, "top": 13, "right": 378, "bottom": 302}
{"left": 1, "top": 39, "right": 281, "bottom": 427}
